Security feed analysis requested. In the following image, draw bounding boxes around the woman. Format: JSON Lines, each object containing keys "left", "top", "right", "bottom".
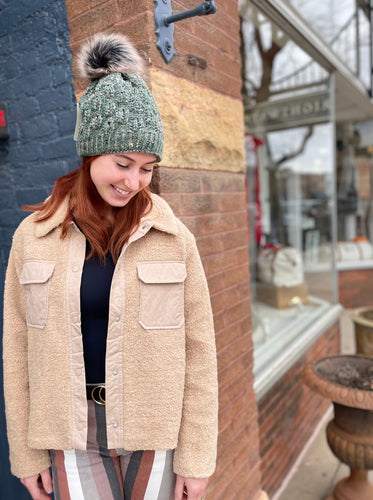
{"left": 3, "top": 33, "right": 218, "bottom": 500}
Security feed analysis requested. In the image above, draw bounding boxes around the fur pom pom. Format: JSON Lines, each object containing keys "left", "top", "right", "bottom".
{"left": 77, "top": 33, "right": 145, "bottom": 81}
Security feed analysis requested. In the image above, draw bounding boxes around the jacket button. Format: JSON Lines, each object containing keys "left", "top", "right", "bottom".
{"left": 72, "top": 266, "right": 79, "bottom": 272}
{"left": 115, "top": 316, "right": 120, "bottom": 322}
{"left": 113, "top": 422, "right": 118, "bottom": 429}
{"left": 113, "top": 370, "right": 118, "bottom": 375}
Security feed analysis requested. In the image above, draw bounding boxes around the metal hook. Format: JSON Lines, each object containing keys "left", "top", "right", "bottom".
{"left": 154, "top": 0, "right": 217, "bottom": 63}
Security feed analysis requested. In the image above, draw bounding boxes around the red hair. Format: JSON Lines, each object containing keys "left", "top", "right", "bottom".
{"left": 24, "top": 156, "right": 153, "bottom": 262}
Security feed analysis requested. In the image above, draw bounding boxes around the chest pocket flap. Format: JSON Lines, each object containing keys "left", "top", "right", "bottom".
{"left": 20, "top": 260, "right": 56, "bottom": 284}
{"left": 20, "top": 260, "right": 56, "bottom": 329}
{"left": 137, "top": 261, "right": 186, "bottom": 284}
{"left": 137, "top": 261, "right": 186, "bottom": 330}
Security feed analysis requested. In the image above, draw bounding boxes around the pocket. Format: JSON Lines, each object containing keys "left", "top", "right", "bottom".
{"left": 137, "top": 261, "right": 186, "bottom": 329}
{"left": 19, "top": 260, "right": 56, "bottom": 329}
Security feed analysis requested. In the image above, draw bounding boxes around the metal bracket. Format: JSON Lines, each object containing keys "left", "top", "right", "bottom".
{"left": 154, "top": 0, "right": 217, "bottom": 63}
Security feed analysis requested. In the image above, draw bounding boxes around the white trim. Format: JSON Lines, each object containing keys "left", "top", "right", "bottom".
{"left": 271, "top": 405, "right": 333, "bottom": 500}
{"left": 306, "top": 260, "right": 373, "bottom": 272}
{"left": 338, "top": 259, "right": 373, "bottom": 271}
{"left": 254, "top": 304, "right": 343, "bottom": 399}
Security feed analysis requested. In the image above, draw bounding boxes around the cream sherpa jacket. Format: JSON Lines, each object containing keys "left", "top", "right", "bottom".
{"left": 3, "top": 194, "right": 218, "bottom": 479}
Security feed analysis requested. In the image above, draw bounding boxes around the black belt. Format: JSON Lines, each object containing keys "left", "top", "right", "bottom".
{"left": 86, "top": 384, "right": 106, "bottom": 405}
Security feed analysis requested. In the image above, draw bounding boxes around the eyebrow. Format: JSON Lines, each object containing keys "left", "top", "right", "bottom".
{"left": 115, "top": 154, "right": 157, "bottom": 165}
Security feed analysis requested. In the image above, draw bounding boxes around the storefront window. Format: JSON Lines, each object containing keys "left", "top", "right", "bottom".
{"left": 240, "top": 3, "right": 340, "bottom": 397}
{"left": 336, "top": 120, "right": 373, "bottom": 268}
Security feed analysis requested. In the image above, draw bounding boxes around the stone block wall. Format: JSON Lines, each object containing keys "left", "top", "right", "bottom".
{"left": 0, "top": 0, "right": 78, "bottom": 269}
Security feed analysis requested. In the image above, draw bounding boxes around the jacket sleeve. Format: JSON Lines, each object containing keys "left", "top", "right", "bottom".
{"left": 3, "top": 236, "right": 51, "bottom": 478}
{"left": 173, "top": 228, "right": 218, "bottom": 478}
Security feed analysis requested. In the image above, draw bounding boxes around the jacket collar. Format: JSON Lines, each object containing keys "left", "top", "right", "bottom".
{"left": 34, "top": 193, "right": 179, "bottom": 238}
{"left": 146, "top": 194, "right": 179, "bottom": 236}
{"left": 34, "top": 197, "right": 70, "bottom": 238}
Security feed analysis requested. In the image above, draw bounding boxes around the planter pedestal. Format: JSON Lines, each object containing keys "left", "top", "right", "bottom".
{"left": 303, "top": 355, "right": 373, "bottom": 500}
{"left": 326, "top": 470, "right": 373, "bottom": 500}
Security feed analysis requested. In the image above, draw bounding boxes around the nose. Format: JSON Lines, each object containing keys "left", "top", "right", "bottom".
{"left": 124, "top": 170, "right": 140, "bottom": 191}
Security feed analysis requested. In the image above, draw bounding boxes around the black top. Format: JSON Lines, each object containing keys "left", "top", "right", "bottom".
{"left": 80, "top": 243, "right": 115, "bottom": 383}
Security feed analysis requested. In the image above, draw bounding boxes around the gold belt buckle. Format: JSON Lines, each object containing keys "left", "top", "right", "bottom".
{"left": 91, "top": 385, "right": 105, "bottom": 405}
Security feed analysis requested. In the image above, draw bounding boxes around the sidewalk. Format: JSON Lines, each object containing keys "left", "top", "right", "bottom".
{"left": 273, "top": 311, "right": 373, "bottom": 500}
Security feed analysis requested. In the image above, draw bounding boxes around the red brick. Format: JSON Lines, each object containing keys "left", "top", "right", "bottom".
{"left": 117, "top": 0, "right": 153, "bottom": 18}
{"left": 213, "top": 447, "right": 262, "bottom": 500}
{"left": 218, "top": 386, "right": 256, "bottom": 428}
{"left": 219, "top": 378, "right": 252, "bottom": 415}
{"left": 167, "top": 192, "right": 221, "bottom": 216}
{"left": 204, "top": 264, "right": 250, "bottom": 295}
{"left": 223, "top": 264, "right": 251, "bottom": 289}
{"left": 196, "top": 234, "right": 225, "bottom": 258}
{"left": 215, "top": 464, "right": 262, "bottom": 500}
{"left": 218, "top": 192, "right": 247, "bottom": 212}
{"left": 211, "top": 280, "right": 250, "bottom": 316}
{"left": 215, "top": 315, "right": 252, "bottom": 352}
{"left": 172, "top": 0, "right": 241, "bottom": 44}
{"left": 339, "top": 268, "right": 373, "bottom": 308}
{"left": 112, "top": 11, "right": 155, "bottom": 56}
{"left": 65, "top": 0, "right": 87, "bottom": 19}
{"left": 203, "top": 246, "right": 249, "bottom": 276}
{"left": 258, "top": 321, "right": 340, "bottom": 497}
{"left": 148, "top": 0, "right": 243, "bottom": 99}
{"left": 68, "top": 1, "right": 120, "bottom": 43}
{"left": 193, "top": 211, "right": 248, "bottom": 235}
{"left": 218, "top": 349, "right": 252, "bottom": 389}
{"left": 217, "top": 331, "right": 252, "bottom": 368}
{"left": 202, "top": 171, "right": 246, "bottom": 193}
{"left": 212, "top": 311, "right": 225, "bottom": 334}
{"left": 222, "top": 298, "right": 251, "bottom": 328}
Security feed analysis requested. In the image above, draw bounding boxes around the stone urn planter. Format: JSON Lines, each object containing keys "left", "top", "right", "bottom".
{"left": 350, "top": 307, "right": 373, "bottom": 356}
{"left": 302, "top": 355, "right": 373, "bottom": 500}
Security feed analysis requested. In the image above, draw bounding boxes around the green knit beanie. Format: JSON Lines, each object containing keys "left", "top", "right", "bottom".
{"left": 74, "top": 33, "right": 164, "bottom": 161}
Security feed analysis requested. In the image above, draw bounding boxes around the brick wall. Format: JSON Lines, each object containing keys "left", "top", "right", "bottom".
{"left": 0, "top": 0, "right": 78, "bottom": 270}
{"left": 66, "top": 0, "right": 242, "bottom": 98}
{"left": 150, "top": 0, "right": 242, "bottom": 98}
{"left": 0, "top": 1, "right": 77, "bottom": 498}
{"left": 65, "top": 0, "right": 156, "bottom": 95}
{"left": 339, "top": 268, "right": 373, "bottom": 309}
{"left": 159, "top": 168, "right": 261, "bottom": 498}
{"left": 258, "top": 322, "right": 340, "bottom": 497}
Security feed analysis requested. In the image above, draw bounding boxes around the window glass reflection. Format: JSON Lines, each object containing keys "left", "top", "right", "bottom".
{"left": 285, "top": 0, "right": 372, "bottom": 93}
{"left": 240, "top": 4, "right": 336, "bottom": 374}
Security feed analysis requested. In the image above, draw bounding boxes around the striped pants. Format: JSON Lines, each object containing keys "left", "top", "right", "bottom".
{"left": 50, "top": 401, "right": 176, "bottom": 500}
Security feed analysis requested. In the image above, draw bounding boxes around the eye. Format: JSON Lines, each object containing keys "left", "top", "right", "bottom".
{"left": 143, "top": 163, "right": 158, "bottom": 173}
{"left": 142, "top": 167, "right": 153, "bottom": 173}
{"left": 117, "top": 163, "right": 129, "bottom": 169}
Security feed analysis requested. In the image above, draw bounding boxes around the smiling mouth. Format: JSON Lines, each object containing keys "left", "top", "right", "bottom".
{"left": 112, "top": 185, "right": 130, "bottom": 196}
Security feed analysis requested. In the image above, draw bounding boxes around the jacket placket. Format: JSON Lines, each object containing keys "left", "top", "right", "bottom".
{"left": 105, "top": 220, "right": 153, "bottom": 449}
{"left": 65, "top": 220, "right": 154, "bottom": 450}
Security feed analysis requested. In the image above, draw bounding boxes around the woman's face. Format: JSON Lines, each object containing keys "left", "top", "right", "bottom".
{"left": 90, "top": 152, "right": 157, "bottom": 211}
